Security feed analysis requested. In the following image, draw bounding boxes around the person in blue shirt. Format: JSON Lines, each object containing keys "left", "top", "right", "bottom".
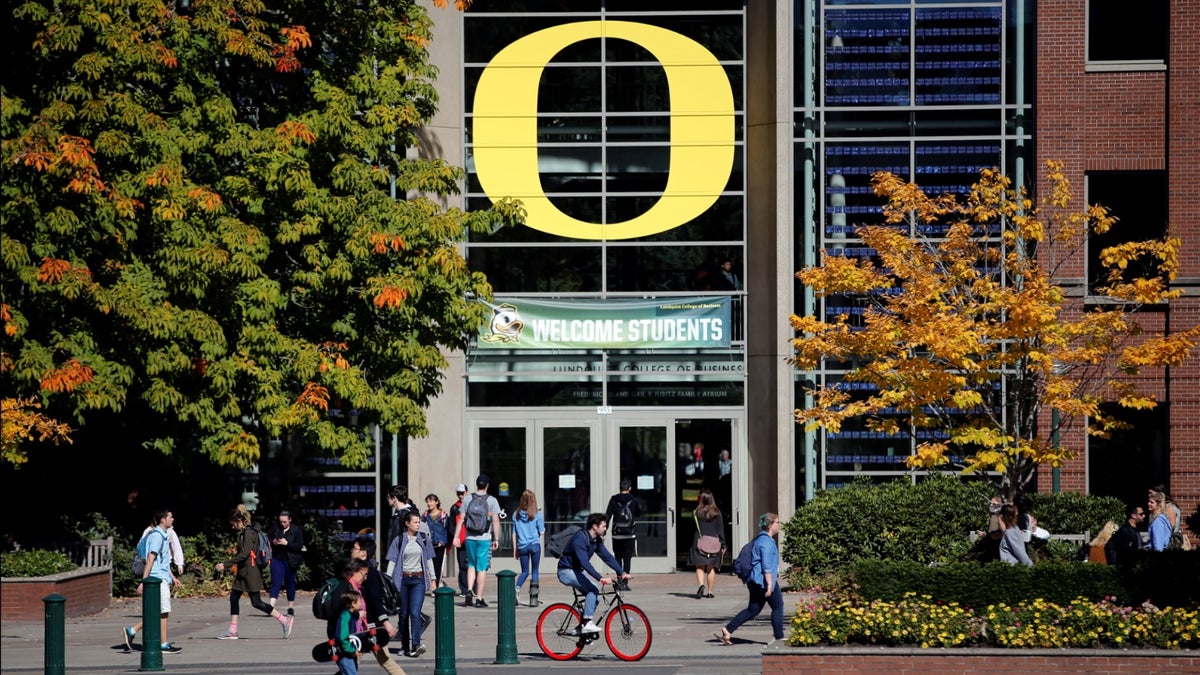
{"left": 122, "top": 509, "right": 181, "bottom": 654}
{"left": 557, "top": 512, "right": 632, "bottom": 635}
{"left": 512, "top": 489, "right": 545, "bottom": 606}
{"left": 1147, "top": 491, "right": 1173, "bottom": 552}
{"left": 715, "top": 512, "right": 784, "bottom": 646}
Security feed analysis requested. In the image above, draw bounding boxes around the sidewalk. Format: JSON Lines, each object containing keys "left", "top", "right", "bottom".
{"left": 1, "top": 573, "right": 797, "bottom": 674}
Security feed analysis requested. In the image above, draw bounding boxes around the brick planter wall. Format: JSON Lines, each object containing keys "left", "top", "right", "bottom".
{"left": 1, "top": 568, "right": 111, "bottom": 621}
{"left": 762, "top": 647, "right": 1195, "bottom": 674}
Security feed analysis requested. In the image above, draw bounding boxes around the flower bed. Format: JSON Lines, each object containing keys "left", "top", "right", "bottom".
{"left": 790, "top": 593, "right": 1198, "bottom": 649}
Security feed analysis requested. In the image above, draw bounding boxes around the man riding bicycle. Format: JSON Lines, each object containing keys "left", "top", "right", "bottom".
{"left": 558, "top": 512, "right": 632, "bottom": 635}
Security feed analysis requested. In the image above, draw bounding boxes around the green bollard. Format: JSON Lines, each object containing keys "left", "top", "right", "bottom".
{"left": 139, "top": 578, "right": 163, "bottom": 672}
{"left": 494, "top": 569, "right": 519, "bottom": 664}
{"left": 433, "top": 586, "right": 457, "bottom": 675}
{"left": 44, "top": 594, "right": 65, "bottom": 675}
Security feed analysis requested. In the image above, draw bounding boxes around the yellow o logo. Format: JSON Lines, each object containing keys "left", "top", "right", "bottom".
{"left": 473, "top": 21, "right": 735, "bottom": 241}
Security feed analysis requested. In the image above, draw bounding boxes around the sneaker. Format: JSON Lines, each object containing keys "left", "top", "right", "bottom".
{"left": 475, "top": 598, "right": 488, "bottom": 608}
{"left": 514, "top": 586, "right": 521, "bottom": 603}
{"left": 121, "top": 627, "right": 135, "bottom": 651}
{"left": 464, "top": 590, "right": 474, "bottom": 608}
{"left": 412, "top": 644, "right": 427, "bottom": 657}
{"left": 580, "top": 620, "right": 601, "bottom": 634}
{"left": 282, "top": 616, "right": 294, "bottom": 638}
{"left": 161, "top": 643, "right": 182, "bottom": 654}
{"left": 696, "top": 584, "right": 705, "bottom": 599}
{"left": 217, "top": 629, "right": 239, "bottom": 640}
{"left": 287, "top": 608, "right": 295, "bottom": 616}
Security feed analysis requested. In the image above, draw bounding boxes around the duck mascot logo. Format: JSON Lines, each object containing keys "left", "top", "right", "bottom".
{"left": 481, "top": 303, "right": 525, "bottom": 344}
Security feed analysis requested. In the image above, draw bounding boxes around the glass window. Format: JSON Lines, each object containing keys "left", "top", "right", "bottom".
{"left": 1086, "top": 171, "right": 1169, "bottom": 294}
{"left": 606, "top": 245, "right": 740, "bottom": 293}
{"left": 824, "top": 9, "right": 911, "bottom": 107}
{"left": 469, "top": 245, "right": 603, "bottom": 293}
{"left": 1088, "top": 0, "right": 1167, "bottom": 62}
{"left": 477, "top": 427, "right": 527, "bottom": 556}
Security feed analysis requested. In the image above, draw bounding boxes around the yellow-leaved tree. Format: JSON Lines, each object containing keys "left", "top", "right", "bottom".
{"left": 791, "top": 161, "right": 1200, "bottom": 501}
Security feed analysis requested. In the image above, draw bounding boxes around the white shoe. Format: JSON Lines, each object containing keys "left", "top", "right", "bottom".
{"left": 580, "top": 620, "right": 601, "bottom": 634}
{"left": 515, "top": 587, "right": 521, "bottom": 603}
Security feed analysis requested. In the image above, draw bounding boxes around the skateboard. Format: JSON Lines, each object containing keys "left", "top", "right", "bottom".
{"left": 311, "top": 628, "right": 390, "bottom": 663}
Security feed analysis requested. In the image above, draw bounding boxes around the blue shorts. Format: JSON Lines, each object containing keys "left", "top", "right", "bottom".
{"left": 465, "top": 539, "right": 492, "bottom": 571}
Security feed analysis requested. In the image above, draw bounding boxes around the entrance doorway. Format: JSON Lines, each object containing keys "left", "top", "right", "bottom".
{"left": 466, "top": 412, "right": 740, "bottom": 575}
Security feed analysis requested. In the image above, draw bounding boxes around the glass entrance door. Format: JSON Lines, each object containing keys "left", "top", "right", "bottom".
{"left": 611, "top": 423, "right": 673, "bottom": 573}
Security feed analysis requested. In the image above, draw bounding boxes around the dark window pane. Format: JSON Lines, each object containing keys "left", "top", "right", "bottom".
{"left": 469, "top": 245, "right": 602, "bottom": 292}
{"left": 469, "top": 381, "right": 601, "bottom": 407}
{"left": 1086, "top": 171, "right": 1169, "bottom": 293}
{"left": 464, "top": 16, "right": 597, "bottom": 63}
{"left": 605, "top": 245, "right": 741, "bottom": 293}
{"left": 606, "top": 65, "right": 670, "bottom": 112}
{"left": 606, "top": 195, "right": 744, "bottom": 243}
{"left": 607, "top": 115, "right": 671, "bottom": 143}
{"left": 823, "top": 110, "right": 911, "bottom": 138}
{"left": 914, "top": 109, "right": 1002, "bottom": 137}
{"left": 540, "top": 66, "right": 602, "bottom": 112}
{"left": 1088, "top": 0, "right": 1167, "bottom": 62}
{"left": 604, "top": 15, "right": 744, "bottom": 62}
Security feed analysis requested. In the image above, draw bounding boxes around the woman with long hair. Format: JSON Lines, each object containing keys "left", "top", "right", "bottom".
{"left": 998, "top": 504, "right": 1033, "bottom": 567}
{"left": 1147, "top": 490, "right": 1173, "bottom": 551}
{"left": 214, "top": 505, "right": 293, "bottom": 639}
{"left": 512, "top": 489, "right": 544, "bottom": 606}
{"left": 422, "top": 494, "right": 450, "bottom": 590}
{"left": 690, "top": 488, "right": 726, "bottom": 599}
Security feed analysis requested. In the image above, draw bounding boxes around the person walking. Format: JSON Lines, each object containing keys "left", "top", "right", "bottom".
{"left": 1107, "top": 503, "right": 1145, "bottom": 564}
{"left": 387, "top": 511, "right": 435, "bottom": 657}
{"left": 122, "top": 509, "right": 181, "bottom": 654}
{"left": 214, "top": 505, "right": 294, "bottom": 639}
{"left": 605, "top": 479, "right": 639, "bottom": 590}
{"left": 448, "top": 483, "right": 470, "bottom": 596}
{"left": 512, "top": 489, "right": 545, "bottom": 606}
{"left": 454, "top": 474, "right": 501, "bottom": 608}
{"left": 348, "top": 536, "right": 405, "bottom": 674}
{"left": 690, "top": 488, "right": 726, "bottom": 599}
{"left": 329, "top": 588, "right": 364, "bottom": 675}
{"left": 714, "top": 513, "right": 784, "bottom": 646}
{"left": 422, "top": 494, "right": 450, "bottom": 590}
{"left": 1147, "top": 490, "right": 1173, "bottom": 551}
{"left": 267, "top": 509, "right": 304, "bottom": 617}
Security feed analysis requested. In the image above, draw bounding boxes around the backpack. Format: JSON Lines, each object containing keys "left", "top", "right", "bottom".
{"left": 464, "top": 493, "right": 490, "bottom": 536}
{"left": 733, "top": 533, "right": 768, "bottom": 583}
{"left": 612, "top": 499, "right": 636, "bottom": 536}
{"left": 132, "top": 531, "right": 152, "bottom": 576}
{"left": 312, "top": 577, "right": 340, "bottom": 620}
{"left": 250, "top": 527, "right": 272, "bottom": 569}
{"left": 424, "top": 511, "right": 449, "bottom": 547}
{"left": 547, "top": 526, "right": 584, "bottom": 559}
{"left": 379, "top": 572, "right": 401, "bottom": 615}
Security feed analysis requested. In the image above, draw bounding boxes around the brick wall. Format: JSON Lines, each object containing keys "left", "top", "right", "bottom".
{"left": 1, "top": 569, "right": 111, "bottom": 621}
{"left": 1034, "top": 0, "right": 1200, "bottom": 536}
{"left": 762, "top": 649, "right": 1196, "bottom": 674}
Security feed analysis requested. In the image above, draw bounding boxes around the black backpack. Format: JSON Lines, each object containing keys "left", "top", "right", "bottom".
{"left": 464, "top": 493, "right": 490, "bottom": 535}
{"left": 312, "top": 577, "right": 340, "bottom": 620}
{"left": 612, "top": 499, "right": 636, "bottom": 536}
{"left": 379, "top": 572, "right": 401, "bottom": 615}
{"left": 547, "top": 526, "right": 584, "bottom": 558}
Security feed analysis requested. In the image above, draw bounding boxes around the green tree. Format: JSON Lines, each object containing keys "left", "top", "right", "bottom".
{"left": 1, "top": 0, "right": 519, "bottom": 468}
{"left": 791, "top": 164, "right": 1200, "bottom": 500}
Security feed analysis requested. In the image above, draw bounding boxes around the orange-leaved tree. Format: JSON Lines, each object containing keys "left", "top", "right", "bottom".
{"left": 790, "top": 162, "right": 1200, "bottom": 500}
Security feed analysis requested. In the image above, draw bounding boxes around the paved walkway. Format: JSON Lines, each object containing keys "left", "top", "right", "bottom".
{"left": 1, "top": 572, "right": 799, "bottom": 674}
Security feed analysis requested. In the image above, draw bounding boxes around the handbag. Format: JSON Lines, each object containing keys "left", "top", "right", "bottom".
{"left": 694, "top": 512, "right": 722, "bottom": 555}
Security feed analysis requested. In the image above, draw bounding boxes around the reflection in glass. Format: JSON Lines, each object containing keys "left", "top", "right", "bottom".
{"left": 618, "top": 426, "right": 667, "bottom": 557}
{"left": 543, "top": 427, "right": 592, "bottom": 543}
{"left": 469, "top": 245, "right": 602, "bottom": 293}
{"left": 478, "top": 427, "right": 527, "bottom": 558}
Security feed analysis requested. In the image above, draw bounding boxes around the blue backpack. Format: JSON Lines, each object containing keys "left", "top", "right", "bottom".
{"left": 732, "top": 532, "right": 768, "bottom": 583}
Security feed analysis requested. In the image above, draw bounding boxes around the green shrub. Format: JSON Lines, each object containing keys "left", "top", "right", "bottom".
{"left": 851, "top": 559, "right": 1124, "bottom": 607}
{"left": 1, "top": 549, "right": 78, "bottom": 577}
{"left": 1027, "top": 492, "right": 1124, "bottom": 538}
{"left": 781, "top": 475, "right": 991, "bottom": 574}
{"left": 1114, "top": 550, "right": 1200, "bottom": 609}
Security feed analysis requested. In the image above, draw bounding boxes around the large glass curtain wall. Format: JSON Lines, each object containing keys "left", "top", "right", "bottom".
{"left": 793, "top": 0, "right": 1032, "bottom": 490}
{"left": 462, "top": 1, "right": 747, "bottom": 408}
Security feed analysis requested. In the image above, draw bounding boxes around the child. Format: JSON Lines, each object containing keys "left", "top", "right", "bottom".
{"left": 331, "top": 589, "right": 362, "bottom": 675}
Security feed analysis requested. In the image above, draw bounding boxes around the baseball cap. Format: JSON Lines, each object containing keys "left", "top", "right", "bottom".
{"left": 455, "top": 483, "right": 468, "bottom": 493}
{"left": 476, "top": 474, "right": 490, "bottom": 487}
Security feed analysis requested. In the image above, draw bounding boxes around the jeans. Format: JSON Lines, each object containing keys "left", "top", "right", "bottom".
{"left": 338, "top": 655, "right": 358, "bottom": 675}
{"left": 557, "top": 568, "right": 599, "bottom": 619}
{"left": 268, "top": 558, "right": 297, "bottom": 601}
{"left": 516, "top": 544, "right": 541, "bottom": 588}
{"left": 725, "top": 580, "right": 784, "bottom": 640}
{"left": 399, "top": 574, "right": 427, "bottom": 648}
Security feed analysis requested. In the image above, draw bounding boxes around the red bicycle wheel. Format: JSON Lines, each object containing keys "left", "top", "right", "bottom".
{"left": 536, "top": 603, "right": 584, "bottom": 660}
{"left": 605, "top": 603, "right": 652, "bottom": 661}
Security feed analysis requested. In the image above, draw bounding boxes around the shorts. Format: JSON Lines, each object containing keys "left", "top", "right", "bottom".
{"left": 148, "top": 577, "right": 172, "bottom": 614}
{"left": 465, "top": 538, "right": 492, "bottom": 571}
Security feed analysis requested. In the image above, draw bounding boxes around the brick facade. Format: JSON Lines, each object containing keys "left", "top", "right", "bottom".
{"left": 1035, "top": 0, "right": 1200, "bottom": 535}
{"left": 0, "top": 569, "right": 112, "bottom": 621}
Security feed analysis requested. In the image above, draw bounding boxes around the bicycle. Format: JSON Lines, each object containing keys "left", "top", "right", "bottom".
{"left": 535, "top": 580, "right": 652, "bottom": 661}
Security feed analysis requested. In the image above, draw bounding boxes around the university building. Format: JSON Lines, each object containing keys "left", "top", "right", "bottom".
{"left": 349, "top": 0, "right": 1195, "bottom": 570}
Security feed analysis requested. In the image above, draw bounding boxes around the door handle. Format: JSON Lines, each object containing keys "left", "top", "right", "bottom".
{"left": 668, "top": 506, "right": 675, "bottom": 527}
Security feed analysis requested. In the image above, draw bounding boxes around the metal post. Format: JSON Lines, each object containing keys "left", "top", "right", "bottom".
{"left": 43, "top": 594, "right": 65, "bottom": 675}
{"left": 139, "top": 578, "right": 163, "bottom": 672}
{"left": 1052, "top": 407, "right": 1061, "bottom": 493}
{"left": 433, "top": 586, "right": 457, "bottom": 675}
{"left": 494, "top": 569, "right": 519, "bottom": 664}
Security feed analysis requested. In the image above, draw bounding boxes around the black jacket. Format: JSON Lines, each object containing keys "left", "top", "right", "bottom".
{"left": 267, "top": 523, "right": 305, "bottom": 568}
{"left": 1106, "top": 522, "right": 1141, "bottom": 564}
